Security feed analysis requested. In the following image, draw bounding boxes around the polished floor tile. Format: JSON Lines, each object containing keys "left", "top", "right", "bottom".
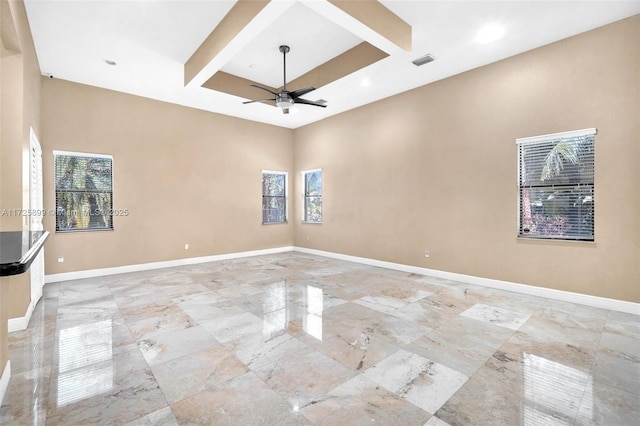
{"left": 363, "top": 349, "right": 468, "bottom": 414}
{"left": 1, "top": 252, "right": 638, "bottom": 425}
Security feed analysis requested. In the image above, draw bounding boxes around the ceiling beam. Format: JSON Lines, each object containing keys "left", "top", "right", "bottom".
{"left": 325, "top": 0, "right": 411, "bottom": 52}
{"left": 184, "top": 0, "right": 272, "bottom": 88}
{"left": 202, "top": 71, "right": 278, "bottom": 102}
{"left": 201, "top": 42, "right": 387, "bottom": 104}
{"left": 285, "top": 42, "right": 388, "bottom": 92}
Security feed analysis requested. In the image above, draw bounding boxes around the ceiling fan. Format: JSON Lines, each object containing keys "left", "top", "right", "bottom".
{"left": 243, "top": 45, "right": 327, "bottom": 114}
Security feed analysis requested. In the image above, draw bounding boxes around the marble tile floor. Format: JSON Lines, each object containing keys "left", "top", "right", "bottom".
{"left": 1, "top": 252, "right": 638, "bottom": 425}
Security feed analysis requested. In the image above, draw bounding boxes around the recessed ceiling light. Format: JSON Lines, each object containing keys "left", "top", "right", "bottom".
{"left": 475, "top": 23, "right": 506, "bottom": 44}
{"left": 105, "top": 59, "right": 117, "bottom": 66}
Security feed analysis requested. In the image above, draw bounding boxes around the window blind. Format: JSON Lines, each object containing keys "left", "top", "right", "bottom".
{"left": 516, "top": 128, "right": 596, "bottom": 241}
{"left": 54, "top": 151, "right": 114, "bottom": 232}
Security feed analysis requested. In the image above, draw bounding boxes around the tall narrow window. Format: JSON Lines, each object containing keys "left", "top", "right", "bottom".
{"left": 517, "top": 128, "right": 596, "bottom": 241}
{"left": 54, "top": 151, "right": 113, "bottom": 232}
{"left": 262, "top": 170, "right": 287, "bottom": 224}
{"left": 302, "top": 169, "right": 322, "bottom": 223}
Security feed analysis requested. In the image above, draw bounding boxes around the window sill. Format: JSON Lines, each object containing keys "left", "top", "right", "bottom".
{"left": 517, "top": 235, "right": 596, "bottom": 245}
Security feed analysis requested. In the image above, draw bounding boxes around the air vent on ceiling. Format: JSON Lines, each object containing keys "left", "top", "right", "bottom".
{"left": 412, "top": 54, "right": 435, "bottom": 67}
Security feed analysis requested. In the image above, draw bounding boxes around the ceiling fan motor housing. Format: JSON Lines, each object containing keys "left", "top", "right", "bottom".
{"left": 276, "top": 92, "right": 294, "bottom": 109}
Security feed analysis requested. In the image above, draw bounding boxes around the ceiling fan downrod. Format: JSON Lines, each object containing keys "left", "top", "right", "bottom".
{"left": 279, "top": 45, "right": 290, "bottom": 91}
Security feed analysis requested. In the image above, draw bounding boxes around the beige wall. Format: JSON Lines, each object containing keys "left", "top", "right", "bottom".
{"left": 294, "top": 16, "right": 639, "bottom": 303}
{"left": 1, "top": 0, "right": 42, "bottom": 383}
{"left": 40, "top": 79, "right": 294, "bottom": 274}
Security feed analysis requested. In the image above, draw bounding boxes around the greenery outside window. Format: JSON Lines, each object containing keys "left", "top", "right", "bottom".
{"left": 517, "top": 128, "right": 596, "bottom": 241}
{"left": 54, "top": 151, "right": 114, "bottom": 232}
{"left": 262, "top": 170, "right": 287, "bottom": 224}
{"left": 302, "top": 169, "right": 322, "bottom": 223}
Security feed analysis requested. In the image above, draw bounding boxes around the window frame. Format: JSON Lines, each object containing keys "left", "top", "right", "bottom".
{"left": 54, "top": 150, "right": 114, "bottom": 233}
{"left": 262, "top": 170, "right": 288, "bottom": 224}
{"left": 302, "top": 168, "right": 322, "bottom": 224}
{"left": 516, "top": 128, "right": 596, "bottom": 242}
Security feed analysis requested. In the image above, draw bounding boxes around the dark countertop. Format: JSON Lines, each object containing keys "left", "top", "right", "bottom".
{"left": 0, "top": 230, "right": 49, "bottom": 277}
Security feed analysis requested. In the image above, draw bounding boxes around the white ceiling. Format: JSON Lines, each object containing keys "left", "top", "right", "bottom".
{"left": 24, "top": 0, "right": 640, "bottom": 129}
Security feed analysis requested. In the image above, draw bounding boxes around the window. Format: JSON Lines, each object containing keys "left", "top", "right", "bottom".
{"left": 262, "top": 170, "right": 287, "bottom": 224}
{"left": 54, "top": 151, "right": 113, "bottom": 232}
{"left": 302, "top": 169, "right": 322, "bottom": 223}
{"left": 517, "top": 128, "right": 596, "bottom": 241}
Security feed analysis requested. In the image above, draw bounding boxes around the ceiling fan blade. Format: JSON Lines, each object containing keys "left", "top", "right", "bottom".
{"left": 250, "top": 84, "right": 277, "bottom": 95}
{"left": 294, "top": 98, "right": 327, "bottom": 108}
{"left": 289, "top": 87, "right": 316, "bottom": 99}
{"left": 242, "top": 98, "right": 276, "bottom": 104}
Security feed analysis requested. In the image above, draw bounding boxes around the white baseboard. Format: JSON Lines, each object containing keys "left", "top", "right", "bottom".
{"left": 45, "top": 246, "right": 295, "bottom": 283}
{"left": 294, "top": 247, "right": 640, "bottom": 315}
{"left": 7, "top": 299, "right": 36, "bottom": 333}
{"left": 41, "top": 244, "right": 638, "bottom": 315}
{"left": 0, "top": 360, "right": 10, "bottom": 405}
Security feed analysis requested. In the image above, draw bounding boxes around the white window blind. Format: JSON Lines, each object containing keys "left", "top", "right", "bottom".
{"left": 516, "top": 128, "right": 596, "bottom": 241}
{"left": 54, "top": 151, "right": 114, "bottom": 232}
{"left": 30, "top": 128, "right": 43, "bottom": 231}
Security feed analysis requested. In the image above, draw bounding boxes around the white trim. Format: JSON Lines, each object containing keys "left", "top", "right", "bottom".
{"left": 301, "top": 168, "right": 322, "bottom": 174}
{"left": 261, "top": 169, "right": 288, "bottom": 176}
{"left": 8, "top": 298, "right": 36, "bottom": 333}
{"left": 516, "top": 127, "right": 597, "bottom": 145}
{"left": 293, "top": 247, "right": 639, "bottom": 315}
{"left": 52, "top": 150, "right": 113, "bottom": 159}
{"left": 0, "top": 361, "right": 10, "bottom": 405}
{"left": 45, "top": 246, "right": 295, "bottom": 283}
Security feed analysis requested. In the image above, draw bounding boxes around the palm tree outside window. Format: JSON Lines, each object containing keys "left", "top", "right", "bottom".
{"left": 54, "top": 151, "right": 114, "bottom": 232}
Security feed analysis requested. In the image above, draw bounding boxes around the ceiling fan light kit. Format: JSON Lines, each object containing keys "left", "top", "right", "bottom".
{"left": 243, "top": 45, "right": 327, "bottom": 114}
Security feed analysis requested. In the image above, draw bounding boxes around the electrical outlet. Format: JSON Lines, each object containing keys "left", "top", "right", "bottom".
{"left": 184, "top": 243, "right": 189, "bottom": 250}
{"left": 424, "top": 250, "right": 430, "bottom": 258}
{"left": 57, "top": 256, "right": 64, "bottom": 263}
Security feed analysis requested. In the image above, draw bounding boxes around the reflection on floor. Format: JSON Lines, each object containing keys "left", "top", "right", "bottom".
{"left": 1, "top": 253, "right": 638, "bottom": 425}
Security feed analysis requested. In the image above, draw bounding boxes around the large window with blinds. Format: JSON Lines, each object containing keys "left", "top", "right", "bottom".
{"left": 517, "top": 128, "right": 596, "bottom": 241}
{"left": 54, "top": 151, "right": 113, "bottom": 232}
{"left": 262, "top": 170, "right": 287, "bottom": 224}
{"left": 302, "top": 169, "right": 322, "bottom": 223}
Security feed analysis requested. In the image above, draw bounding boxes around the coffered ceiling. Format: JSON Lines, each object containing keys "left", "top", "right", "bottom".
{"left": 23, "top": 0, "right": 640, "bottom": 129}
